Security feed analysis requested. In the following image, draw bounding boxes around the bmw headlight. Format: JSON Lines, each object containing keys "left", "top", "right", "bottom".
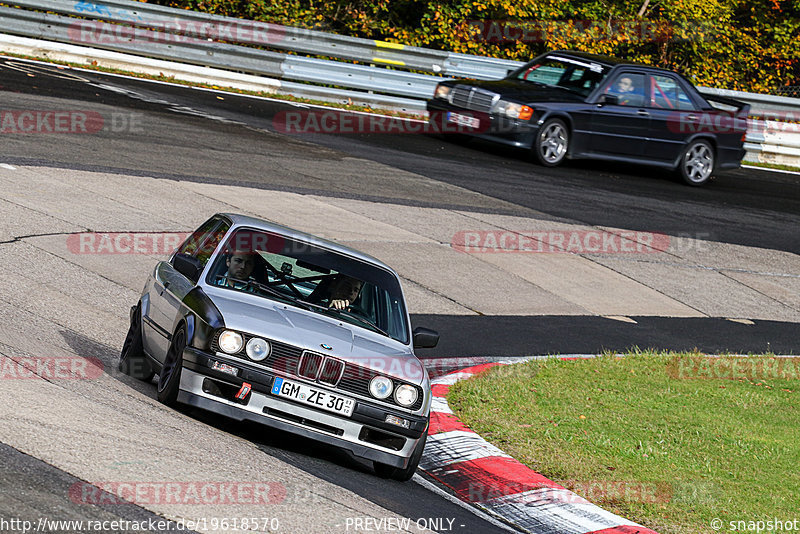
{"left": 246, "top": 337, "right": 270, "bottom": 361}
{"left": 369, "top": 376, "right": 394, "bottom": 399}
{"left": 218, "top": 330, "right": 243, "bottom": 354}
{"left": 394, "top": 384, "right": 418, "bottom": 407}
{"left": 434, "top": 84, "right": 451, "bottom": 100}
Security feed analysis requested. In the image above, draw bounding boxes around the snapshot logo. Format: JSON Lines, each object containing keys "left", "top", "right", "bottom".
{"left": 68, "top": 19, "right": 286, "bottom": 46}
{"left": 69, "top": 481, "right": 286, "bottom": 505}
{"left": 0, "top": 111, "right": 143, "bottom": 134}
{"left": 668, "top": 356, "right": 800, "bottom": 381}
{"left": 452, "top": 230, "right": 670, "bottom": 254}
{"left": 273, "top": 110, "right": 490, "bottom": 135}
{"left": 0, "top": 357, "right": 104, "bottom": 380}
{"left": 463, "top": 19, "right": 712, "bottom": 43}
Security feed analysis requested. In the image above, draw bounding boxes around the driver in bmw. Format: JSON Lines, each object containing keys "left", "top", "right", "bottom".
{"left": 218, "top": 249, "right": 256, "bottom": 289}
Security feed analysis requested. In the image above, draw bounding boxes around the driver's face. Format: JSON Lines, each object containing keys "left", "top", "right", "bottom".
{"left": 227, "top": 252, "right": 255, "bottom": 280}
{"left": 617, "top": 77, "right": 633, "bottom": 92}
{"left": 331, "top": 277, "right": 362, "bottom": 302}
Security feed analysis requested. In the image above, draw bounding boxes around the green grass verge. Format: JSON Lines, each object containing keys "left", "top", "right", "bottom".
{"left": 447, "top": 351, "right": 800, "bottom": 534}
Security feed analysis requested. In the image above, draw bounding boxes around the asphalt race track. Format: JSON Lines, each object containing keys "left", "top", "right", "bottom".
{"left": 1, "top": 56, "right": 799, "bottom": 533}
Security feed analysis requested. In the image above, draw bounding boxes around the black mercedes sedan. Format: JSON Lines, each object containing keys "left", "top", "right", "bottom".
{"left": 427, "top": 50, "right": 749, "bottom": 186}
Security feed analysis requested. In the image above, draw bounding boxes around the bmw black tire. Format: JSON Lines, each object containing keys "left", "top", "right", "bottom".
{"left": 534, "top": 118, "right": 569, "bottom": 167}
{"left": 118, "top": 303, "right": 155, "bottom": 382}
{"left": 374, "top": 431, "right": 427, "bottom": 482}
{"left": 157, "top": 326, "right": 186, "bottom": 406}
{"left": 679, "top": 139, "right": 715, "bottom": 186}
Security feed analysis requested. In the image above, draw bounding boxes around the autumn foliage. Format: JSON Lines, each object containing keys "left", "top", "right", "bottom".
{"left": 155, "top": 0, "right": 798, "bottom": 93}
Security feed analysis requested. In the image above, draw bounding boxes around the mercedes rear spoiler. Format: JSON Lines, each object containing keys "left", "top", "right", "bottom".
{"left": 699, "top": 93, "right": 751, "bottom": 118}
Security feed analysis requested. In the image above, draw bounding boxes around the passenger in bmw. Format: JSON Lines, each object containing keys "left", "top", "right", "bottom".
{"left": 311, "top": 274, "right": 363, "bottom": 310}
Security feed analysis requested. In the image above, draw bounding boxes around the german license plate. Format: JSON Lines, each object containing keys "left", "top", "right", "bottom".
{"left": 447, "top": 111, "right": 480, "bottom": 129}
{"left": 271, "top": 377, "right": 355, "bottom": 417}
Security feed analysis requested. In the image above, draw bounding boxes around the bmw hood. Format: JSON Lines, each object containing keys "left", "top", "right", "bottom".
{"left": 203, "top": 287, "right": 426, "bottom": 385}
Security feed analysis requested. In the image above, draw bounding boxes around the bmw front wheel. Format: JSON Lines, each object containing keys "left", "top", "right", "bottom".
{"left": 119, "top": 303, "right": 155, "bottom": 382}
{"left": 157, "top": 326, "right": 186, "bottom": 406}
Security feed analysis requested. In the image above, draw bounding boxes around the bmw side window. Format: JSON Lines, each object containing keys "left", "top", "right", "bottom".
{"left": 651, "top": 75, "right": 697, "bottom": 111}
{"left": 175, "top": 218, "right": 229, "bottom": 268}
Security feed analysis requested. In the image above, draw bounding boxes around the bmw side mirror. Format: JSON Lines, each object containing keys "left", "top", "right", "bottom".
{"left": 599, "top": 94, "right": 619, "bottom": 106}
{"left": 173, "top": 253, "right": 203, "bottom": 283}
{"left": 412, "top": 326, "right": 439, "bottom": 349}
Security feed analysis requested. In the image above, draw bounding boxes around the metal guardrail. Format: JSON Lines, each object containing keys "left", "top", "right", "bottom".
{"left": 4, "top": 0, "right": 519, "bottom": 79}
{"left": 0, "top": 0, "right": 798, "bottom": 166}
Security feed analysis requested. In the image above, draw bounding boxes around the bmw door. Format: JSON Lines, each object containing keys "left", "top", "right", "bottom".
{"left": 142, "top": 217, "right": 228, "bottom": 363}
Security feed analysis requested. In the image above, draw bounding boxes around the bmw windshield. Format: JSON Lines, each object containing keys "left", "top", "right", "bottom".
{"left": 206, "top": 228, "right": 410, "bottom": 344}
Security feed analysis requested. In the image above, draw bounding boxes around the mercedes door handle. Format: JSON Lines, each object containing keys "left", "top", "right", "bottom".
{"left": 686, "top": 114, "right": 698, "bottom": 120}
{"left": 637, "top": 110, "right": 650, "bottom": 116}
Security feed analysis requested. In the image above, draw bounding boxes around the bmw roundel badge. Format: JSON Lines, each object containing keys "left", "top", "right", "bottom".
{"left": 320, "top": 343, "right": 332, "bottom": 350}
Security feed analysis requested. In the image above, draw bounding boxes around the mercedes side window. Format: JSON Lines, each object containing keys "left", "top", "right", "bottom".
{"left": 651, "top": 75, "right": 697, "bottom": 111}
{"left": 604, "top": 73, "right": 647, "bottom": 107}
